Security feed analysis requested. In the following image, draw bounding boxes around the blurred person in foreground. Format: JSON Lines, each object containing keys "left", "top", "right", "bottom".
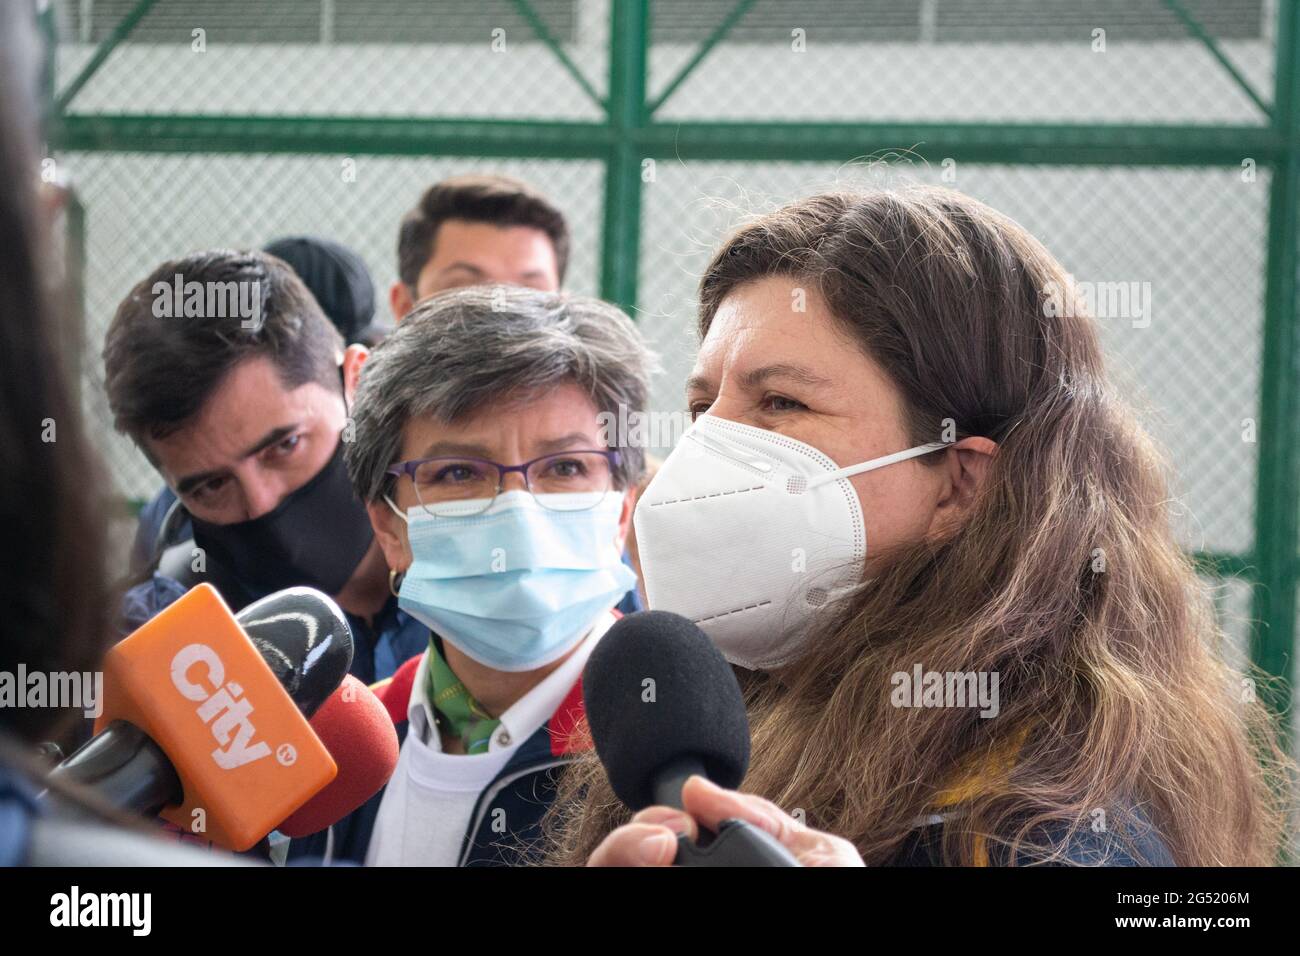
{"left": 0, "top": 1, "right": 250, "bottom": 867}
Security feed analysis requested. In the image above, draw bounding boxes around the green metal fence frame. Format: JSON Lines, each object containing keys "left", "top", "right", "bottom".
{"left": 46, "top": 0, "right": 1299, "bottom": 736}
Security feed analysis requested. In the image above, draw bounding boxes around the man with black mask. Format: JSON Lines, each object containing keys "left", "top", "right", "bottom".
{"left": 127, "top": 234, "right": 390, "bottom": 573}
{"left": 104, "top": 250, "right": 425, "bottom": 684}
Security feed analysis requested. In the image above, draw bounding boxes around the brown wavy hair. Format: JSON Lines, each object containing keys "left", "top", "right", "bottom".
{"left": 544, "top": 186, "right": 1294, "bottom": 866}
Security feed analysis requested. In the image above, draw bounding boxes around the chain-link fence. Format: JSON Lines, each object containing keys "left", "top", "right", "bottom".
{"left": 43, "top": 0, "right": 1299, "bottom": 741}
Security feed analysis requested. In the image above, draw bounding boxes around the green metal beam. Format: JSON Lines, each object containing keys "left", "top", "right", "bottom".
{"left": 51, "top": 114, "right": 1283, "bottom": 167}
{"left": 53, "top": 0, "right": 160, "bottom": 115}
{"left": 37, "top": 0, "right": 57, "bottom": 133}
{"left": 634, "top": 120, "right": 1281, "bottom": 166}
{"left": 1249, "top": 0, "right": 1299, "bottom": 732}
{"left": 509, "top": 0, "right": 606, "bottom": 112}
{"left": 647, "top": 0, "right": 758, "bottom": 116}
{"left": 51, "top": 114, "right": 617, "bottom": 159}
{"left": 1161, "top": 0, "right": 1272, "bottom": 119}
{"left": 599, "top": 0, "right": 648, "bottom": 313}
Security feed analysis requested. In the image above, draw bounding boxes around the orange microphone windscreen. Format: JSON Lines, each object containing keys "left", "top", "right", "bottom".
{"left": 97, "top": 583, "right": 337, "bottom": 850}
{"left": 276, "top": 674, "right": 399, "bottom": 838}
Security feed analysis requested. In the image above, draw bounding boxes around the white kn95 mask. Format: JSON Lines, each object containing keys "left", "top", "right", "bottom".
{"left": 633, "top": 414, "right": 946, "bottom": 670}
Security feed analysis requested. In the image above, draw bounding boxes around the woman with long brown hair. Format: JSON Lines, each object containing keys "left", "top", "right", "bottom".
{"left": 549, "top": 186, "right": 1294, "bottom": 867}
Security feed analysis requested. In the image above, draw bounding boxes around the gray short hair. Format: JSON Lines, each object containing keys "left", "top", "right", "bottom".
{"left": 346, "top": 284, "right": 655, "bottom": 503}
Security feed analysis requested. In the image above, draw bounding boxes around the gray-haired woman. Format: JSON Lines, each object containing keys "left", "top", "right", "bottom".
{"left": 315, "top": 284, "right": 652, "bottom": 866}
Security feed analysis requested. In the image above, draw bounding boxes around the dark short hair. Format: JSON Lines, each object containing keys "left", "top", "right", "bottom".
{"left": 103, "top": 249, "right": 344, "bottom": 448}
{"left": 263, "top": 234, "right": 376, "bottom": 344}
{"left": 396, "top": 174, "right": 570, "bottom": 289}
{"left": 347, "top": 285, "right": 652, "bottom": 504}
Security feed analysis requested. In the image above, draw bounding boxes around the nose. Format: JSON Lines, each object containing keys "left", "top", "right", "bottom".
{"left": 499, "top": 468, "right": 529, "bottom": 494}
{"left": 700, "top": 390, "right": 752, "bottom": 428}
{"left": 240, "top": 470, "right": 289, "bottom": 521}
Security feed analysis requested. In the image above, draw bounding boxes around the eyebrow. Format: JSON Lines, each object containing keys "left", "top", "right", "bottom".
{"left": 415, "top": 439, "right": 496, "bottom": 460}
{"left": 174, "top": 424, "right": 299, "bottom": 495}
{"left": 741, "top": 363, "right": 834, "bottom": 389}
{"left": 533, "top": 432, "right": 598, "bottom": 455}
{"left": 414, "top": 432, "right": 597, "bottom": 463}
{"left": 438, "top": 262, "right": 487, "bottom": 278}
{"left": 439, "top": 263, "right": 549, "bottom": 284}
{"left": 685, "top": 363, "right": 834, "bottom": 397}
{"left": 685, "top": 374, "right": 712, "bottom": 397}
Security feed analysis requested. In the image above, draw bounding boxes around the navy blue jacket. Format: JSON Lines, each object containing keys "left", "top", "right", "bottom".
{"left": 890, "top": 809, "right": 1175, "bottom": 866}
{"left": 0, "top": 761, "right": 39, "bottom": 867}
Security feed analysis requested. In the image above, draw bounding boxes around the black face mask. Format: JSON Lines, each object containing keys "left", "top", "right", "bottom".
{"left": 189, "top": 440, "right": 374, "bottom": 601}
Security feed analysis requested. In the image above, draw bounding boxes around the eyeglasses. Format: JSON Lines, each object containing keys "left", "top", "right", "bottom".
{"left": 386, "top": 449, "right": 622, "bottom": 517}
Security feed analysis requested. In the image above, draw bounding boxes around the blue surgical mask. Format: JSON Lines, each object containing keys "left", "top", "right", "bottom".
{"left": 386, "top": 490, "right": 636, "bottom": 672}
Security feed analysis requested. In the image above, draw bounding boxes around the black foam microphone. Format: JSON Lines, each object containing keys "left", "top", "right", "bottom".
{"left": 236, "top": 586, "right": 354, "bottom": 718}
{"left": 584, "top": 610, "right": 800, "bottom": 866}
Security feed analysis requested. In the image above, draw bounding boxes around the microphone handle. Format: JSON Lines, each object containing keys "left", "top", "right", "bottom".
{"left": 650, "top": 755, "right": 703, "bottom": 810}
{"left": 46, "top": 720, "right": 182, "bottom": 816}
{"left": 674, "top": 819, "right": 801, "bottom": 867}
{"left": 651, "top": 756, "right": 802, "bottom": 867}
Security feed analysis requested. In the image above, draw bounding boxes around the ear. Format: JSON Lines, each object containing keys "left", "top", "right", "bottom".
{"left": 342, "top": 343, "right": 370, "bottom": 404}
{"left": 367, "top": 498, "right": 412, "bottom": 575}
{"left": 389, "top": 281, "right": 415, "bottom": 322}
{"left": 929, "top": 436, "right": 998, "bottom": 536}
{"left": 613, "top": 486, "right": 637, "bottom": 554}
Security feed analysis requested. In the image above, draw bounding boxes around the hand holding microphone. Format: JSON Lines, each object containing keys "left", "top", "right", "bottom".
{"left": 584, "top": 611, "right": 863, "bottom": 867}
{"left": 585, "top": 610, "right": 855, "bottom": 866}
{"left": 588, "top": 775, "right": 864, "bottom": 867}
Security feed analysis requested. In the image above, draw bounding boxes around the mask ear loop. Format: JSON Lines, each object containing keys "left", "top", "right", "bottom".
{"left": 382, "top": 494, "right": 410, "bottom": 597}
{"left": 384, "top": 494, "right": 410, "bottom": 524}
{"left": 802, "top": 441, "right": 949, "bottom": 493}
